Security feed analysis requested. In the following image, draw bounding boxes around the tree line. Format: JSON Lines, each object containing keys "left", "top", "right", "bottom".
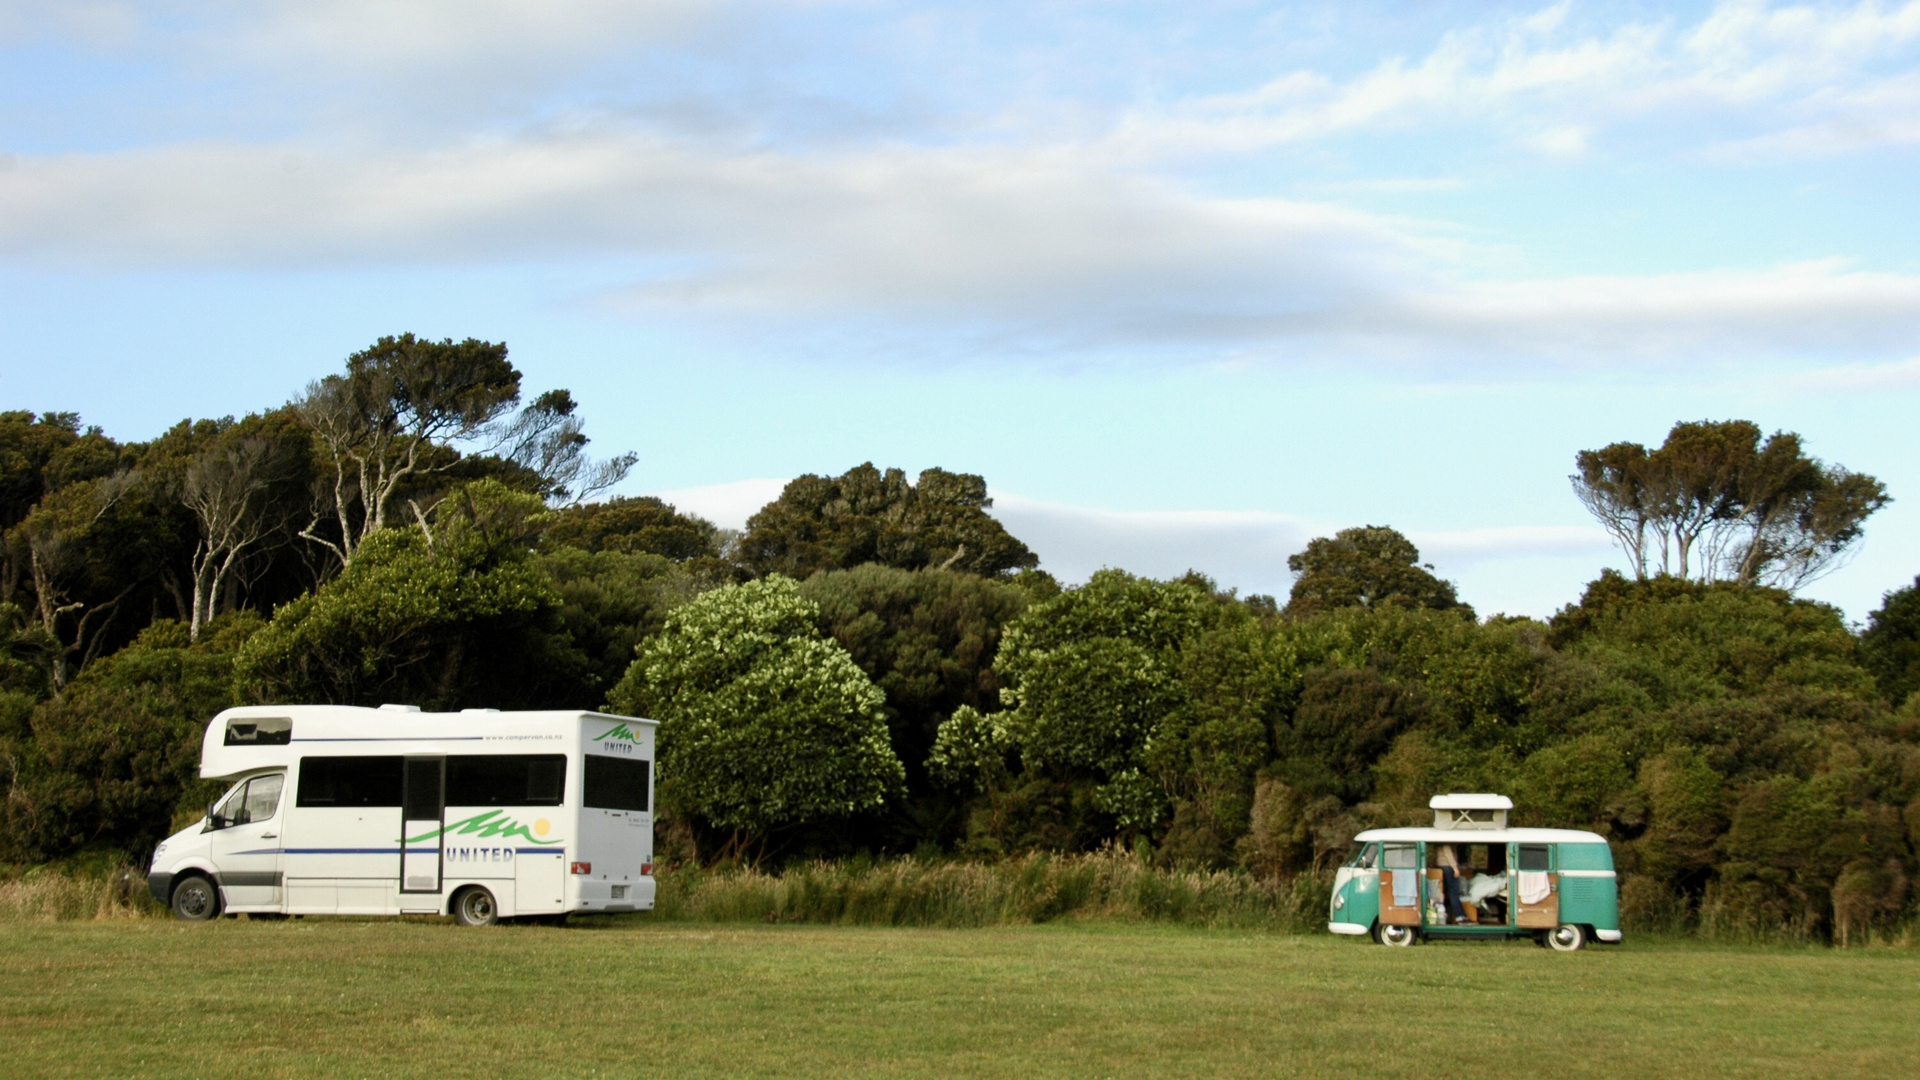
{"left": 4, "top": 334, "right": 1919, "bottom": 942}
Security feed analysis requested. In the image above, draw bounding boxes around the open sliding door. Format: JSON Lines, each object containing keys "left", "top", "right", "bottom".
{"left": 401, "top": 757, "right": 445, "bottom": 895}
{"left": 1378, "top": 843, "right": 1422, "bottom": 926}
{"left": 1514, "top": 843, "right": 1558, "bottom": 928}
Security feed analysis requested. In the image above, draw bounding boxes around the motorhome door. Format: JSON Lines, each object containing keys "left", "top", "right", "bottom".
{"left": 401, "top": 757, "right": 445, "bottom": 894}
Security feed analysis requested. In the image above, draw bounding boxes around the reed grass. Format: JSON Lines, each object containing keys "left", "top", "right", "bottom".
{"left": 652, "top": 850, "right": 1332, "bottom": 930}
{"left": 0, "top": 864, "right": 161, "bottom": 922}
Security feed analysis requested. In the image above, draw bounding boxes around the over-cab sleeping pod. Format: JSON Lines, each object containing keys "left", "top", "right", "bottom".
{"left": 146, "top": 705, "right": 657, "bottom": 925}
{"left": 1326, "top": 794, "right": 1621, "bottom": 951}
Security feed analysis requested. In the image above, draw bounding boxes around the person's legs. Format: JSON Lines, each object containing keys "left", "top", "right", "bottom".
{"left": 1442, "top": 868, "right": 1466, "bottom": 923}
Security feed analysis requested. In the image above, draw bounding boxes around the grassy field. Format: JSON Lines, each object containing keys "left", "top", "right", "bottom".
{"left": 3, "top": 919, "right": 1917, "bottom": 1080}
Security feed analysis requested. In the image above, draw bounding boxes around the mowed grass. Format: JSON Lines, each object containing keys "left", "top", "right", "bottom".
{"left": 2, "top": 919, "right": 1916, "bottom": 1080}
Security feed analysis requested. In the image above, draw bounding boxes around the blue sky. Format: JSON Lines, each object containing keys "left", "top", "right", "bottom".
{"left": 3, "top": 1, "right": 1918, "bottom": 619}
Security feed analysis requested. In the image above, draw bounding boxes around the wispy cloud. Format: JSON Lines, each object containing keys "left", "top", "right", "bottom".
{"left": 1102, "top": 0, "right": 1920, "bottom": 161}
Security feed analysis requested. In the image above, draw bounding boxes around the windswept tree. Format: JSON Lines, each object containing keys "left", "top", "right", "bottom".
{"left": 1283, "top": 526, "right": 1466, "bottom": 619}
{"left": 739, "top": 463, "right": 1038, "bottom": 579}
{"left": 1572, "top": 420, "right": 1888, "bottom": 589}
{"left": 296, "top": 334, "right": 523, "bottom": 567}
{"left": 490, "top": 389, "right": 637, "bottom": 506}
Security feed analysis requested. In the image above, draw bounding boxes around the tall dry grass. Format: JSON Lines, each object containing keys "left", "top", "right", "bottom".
{"left": 0, "top": 865, "right": 162, "bottom": 922}
{"left": 653, "top": 850, "right": 1332, "bottom": 930}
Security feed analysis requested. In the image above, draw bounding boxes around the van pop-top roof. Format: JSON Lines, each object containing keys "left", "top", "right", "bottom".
{"left": 1428, "top": 793, "right": 1512, "bottom": 831}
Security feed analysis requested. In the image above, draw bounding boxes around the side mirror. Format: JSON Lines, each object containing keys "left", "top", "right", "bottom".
{"left": 203, "top": 805, "right": 226, "bottom": 831}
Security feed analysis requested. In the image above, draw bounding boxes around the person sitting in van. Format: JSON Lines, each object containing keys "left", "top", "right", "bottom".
{"left": 1433, "top": 843, "right": 1467, "bottom": 924}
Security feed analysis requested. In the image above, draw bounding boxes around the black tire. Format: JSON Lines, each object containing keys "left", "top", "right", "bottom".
{"left": 170, "top": 875, "right": 221, "bottom": 922}
{"left": 1548, "top": 923, "right": 1587, "bottom": 952}
{"left": 452, "top": 886, "right": 498, "bottom": 927}
{"left": 1378, "top": 924, "right": 1419, "bottom": 947}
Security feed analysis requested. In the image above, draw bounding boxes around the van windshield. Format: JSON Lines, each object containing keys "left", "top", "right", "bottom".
{"left": 1344, "top": 843, "right": 1378, "bottom": 869}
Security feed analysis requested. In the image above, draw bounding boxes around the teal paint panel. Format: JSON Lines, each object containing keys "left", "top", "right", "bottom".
{"left": 1557, "top": 875, "right": 1620, "bottom": 930}
{"left": 1556, "top": 843, "right": 1615, "bottom": 871}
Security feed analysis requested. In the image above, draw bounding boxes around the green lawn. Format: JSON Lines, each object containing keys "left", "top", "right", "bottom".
{"left": 2, "top": 919, "right": 1915, "bottom": 1079}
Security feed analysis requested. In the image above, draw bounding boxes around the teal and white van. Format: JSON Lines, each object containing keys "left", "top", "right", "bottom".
{"left": 146, "top": 705, "right": 657, "bottom": 925}
{"left": 1327, "top": 794, "right": 1621, "bottom": 951}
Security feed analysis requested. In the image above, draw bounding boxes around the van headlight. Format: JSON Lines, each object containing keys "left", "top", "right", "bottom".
{"left": 1333, "top": 892, "right": 1345, "bottom": 909}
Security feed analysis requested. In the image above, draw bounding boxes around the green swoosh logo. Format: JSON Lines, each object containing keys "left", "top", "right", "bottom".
{"left": 402, "top": 810, "right": 563, "bottom": 845}
{"left": 593, "top": 722, "right": 640, "bottom": 742}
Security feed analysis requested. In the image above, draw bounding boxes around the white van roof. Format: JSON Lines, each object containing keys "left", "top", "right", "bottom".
{"left": 1354, "top": 827, "right": 1610, "bottom": 845}
{"left": 198, "top": 705, "right": 654, "bottom": 780}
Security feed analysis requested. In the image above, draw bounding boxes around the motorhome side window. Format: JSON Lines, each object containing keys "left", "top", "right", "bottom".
{"left": 447, "top": 755, "right": 566, "bottom": 807}
{"left": 224, "top": 716, "right": 292, "bottom": 746}
{"left": 296, "top": 756, "right": 404, "bottom": 807}
{"left": 584, "top": 755, "right": 651, "bottom": 812}
{"left": 1517, "top": 844, "right": 1551, "bottom": 872}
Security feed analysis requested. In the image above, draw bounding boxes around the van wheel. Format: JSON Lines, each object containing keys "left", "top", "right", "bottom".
{"left": 1548, "top": 923, "right": 1586, "bottom": 952}
{"left": 170, "top": 875, "right": 220, "bottom": 922}
{"left": 1378, "top": 924, "right": 1418, "bottom": 947}
{"left": 452, "top": 887, "right": 498, "bottom": 927}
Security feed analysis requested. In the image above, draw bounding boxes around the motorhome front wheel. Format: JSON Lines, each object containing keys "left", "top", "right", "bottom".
{"left": 1548, "top": 923, "right": 1586, "bottom": 952}
{"left": 170, "top": 875, "right": 220, "bottom": 921}
{"left": 453, "top": 886, "right": 498, "bottom": 927}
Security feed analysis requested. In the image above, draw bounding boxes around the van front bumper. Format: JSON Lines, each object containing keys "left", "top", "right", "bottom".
{"left": 147, "top": 872, "right": 172, "bottom": 905}
{"left": 1328, "top": 921, "right": 1371, "bottom": 936}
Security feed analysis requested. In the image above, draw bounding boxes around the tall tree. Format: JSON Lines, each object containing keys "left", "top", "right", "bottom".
{"left": 1861, "top": 575, "right": 1920, "bottom": 708}
{"left": 491, "top": 389, "right": 637, "bottom": 505}
{"left": 181, "top": 416, "right": 312, "bottom": 640}
{"left": 1572, "top": 420, "right": 1888, "bottom": 588}
{"left": 739, "top": 463, "right": 1038, "bottom": 579}
{"left": 1283, "top": 526, "right": 1466, "bottom": 618}
{"left": 295, "top": 334, "right": 522, "bottom": 567}
{"left": 606, "top": 575, "right": 903, "bottom": 860}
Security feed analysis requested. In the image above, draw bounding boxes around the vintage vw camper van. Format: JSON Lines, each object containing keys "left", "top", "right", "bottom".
{"left": 1326, "top": 794, "right": 1621, "bottom": 951}
{"left": 146, "top": 705, "right": 657, "bottom": 925}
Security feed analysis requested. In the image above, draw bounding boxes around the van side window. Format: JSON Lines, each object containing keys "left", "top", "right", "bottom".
{"left": 447, "top": 755, "right": 567, "bottom": 807}
{"left": 583, "top": 755, "right": 651, "bottom": 812}
{"left": 1382, "top": 844, "right": 1418, "bottom": 869}
{"left": 1518, "top": 844, "right": 1551, "bottom": 872}
{"left": 1345, "top": 843, "right": 1378, "bottom": 869}
{"left": 296, "top": 756, "right": 404, "bottom": 807}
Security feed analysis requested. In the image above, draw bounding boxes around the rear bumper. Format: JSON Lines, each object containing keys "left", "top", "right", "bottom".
{"left": 147, "top": 872, "right": 172, "bottom": 905}
{"left": 1327, "top": 921, "right": 1371, "bottom": 936}
{"left": 1593, "top": 928, "right": 1624, "bottom": 943}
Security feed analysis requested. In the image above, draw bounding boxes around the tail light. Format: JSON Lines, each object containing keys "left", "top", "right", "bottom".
{"left": 570, "top": 861, "right": 591, "bottom": 875}
{"left": 641, "top": 863, "right": 654, "bottom": 876}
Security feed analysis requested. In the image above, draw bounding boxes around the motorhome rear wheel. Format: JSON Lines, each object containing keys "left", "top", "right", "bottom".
{"left": 453, "top": 886, "right": 498, "bottom": 927}
{"left": 1547, "top": 923, "right": 1587, "bottom": 952}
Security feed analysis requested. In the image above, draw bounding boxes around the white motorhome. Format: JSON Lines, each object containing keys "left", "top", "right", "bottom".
{"left": 146, "top": 705, "right": 657, "bottom": 925}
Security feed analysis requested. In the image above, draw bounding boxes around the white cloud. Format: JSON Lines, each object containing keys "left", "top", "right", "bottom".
{"left": 4, "top": 131, "right": 1919, "bottom": 363}
{"left": 646, "top": 476, "right": 787, "bottom": 528}
{"left": 1104, "top": 0, "right": 1920, "bottom": 161}
{"left": 991, "top": 492, "right": 1615, "bottom": 615}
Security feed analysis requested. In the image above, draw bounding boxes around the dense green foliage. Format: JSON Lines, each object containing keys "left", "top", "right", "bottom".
{"left": 4, "top": 343, "right": 1916, "bottom": 942}
{"left": 739, "top": 463, "right": 1038, "bottom": 578}
{"left": 607, "top": 576, "right": 904, "bottom": 856}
